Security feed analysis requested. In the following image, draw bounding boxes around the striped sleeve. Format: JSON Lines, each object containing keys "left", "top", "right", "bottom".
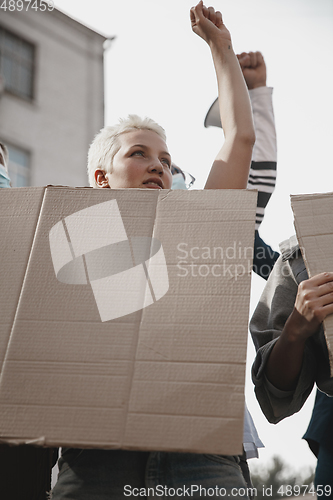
{"left": 247, "top": 87, "right": 277, "bottom": 230}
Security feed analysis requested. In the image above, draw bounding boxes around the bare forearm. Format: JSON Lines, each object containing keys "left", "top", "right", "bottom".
{"left": 211, "top": 42, "right": 254, "bottom": 143}
{"left": 205, "top": 42, "right": 255, "bottom": 189}
{"left": 266, "top": 271, "right": 333, "bottom": 390}
{"left": 265, "top": 313, "right": 307, "bottom": 390}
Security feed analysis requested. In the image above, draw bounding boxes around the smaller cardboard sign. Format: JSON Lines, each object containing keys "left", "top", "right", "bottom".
{"left": 0, "top": 187, "right": 257, "bottom": 453}
{"left": 291, "top": 191, "right": 333, "bottom": 373}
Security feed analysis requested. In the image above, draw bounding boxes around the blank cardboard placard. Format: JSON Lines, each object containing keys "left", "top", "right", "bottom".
{"left": 0, "top": 187, "right": 257, "bottom": 454}
{"left": 291, "top": 192, "right": 333, "bottom": 374}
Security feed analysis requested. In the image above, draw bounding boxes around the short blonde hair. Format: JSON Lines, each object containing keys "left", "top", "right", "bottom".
{"left": 87, "top": 114, "right": 167, "bottom": 188}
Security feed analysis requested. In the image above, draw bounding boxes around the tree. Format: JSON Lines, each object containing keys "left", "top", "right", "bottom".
{"left": 250, "top": 455, "right": 315, "bottom": 499}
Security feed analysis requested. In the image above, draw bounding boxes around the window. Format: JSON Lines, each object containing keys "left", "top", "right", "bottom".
{"left": 7, "top": 143, "right": 30, "bottom": 187}
{"left": 0, "top": 26, "right": 35, "bottom": 100}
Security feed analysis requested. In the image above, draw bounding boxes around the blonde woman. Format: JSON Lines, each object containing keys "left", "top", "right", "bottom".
{"left": 52, "top": 3, "right": 255, "bottom": 499}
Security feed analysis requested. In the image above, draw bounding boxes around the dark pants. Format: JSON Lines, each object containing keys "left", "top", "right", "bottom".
{"left": 0, "top": 444, "right": 56, "bottom": 500}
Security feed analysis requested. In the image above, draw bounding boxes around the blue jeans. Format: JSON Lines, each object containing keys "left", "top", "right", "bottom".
{"left": 51, "top": 449, "right": 249, "bottom": 499}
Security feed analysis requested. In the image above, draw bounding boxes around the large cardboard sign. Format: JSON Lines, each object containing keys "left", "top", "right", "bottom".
{"left": 0, "top": 187, "right": 257, "bottom": 454}
{"left": 291, "top": 191, "right": 333, "bottom": 374}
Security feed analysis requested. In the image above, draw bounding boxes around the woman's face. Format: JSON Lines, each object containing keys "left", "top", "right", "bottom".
{"left": 99, "top": 129, "right": 173, "bottom": 190}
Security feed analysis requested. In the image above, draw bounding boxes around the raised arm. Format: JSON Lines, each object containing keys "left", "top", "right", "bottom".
{"left": 236, "top": 51, "right": 279, "bottom": 279}
{"left": 238, "top": 51, "right": 277, "bottom": 227}
{"left": 190, "top": 1, "right": 255, "bottom": 189}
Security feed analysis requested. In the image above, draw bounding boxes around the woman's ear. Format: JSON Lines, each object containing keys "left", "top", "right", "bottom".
{"left": 95, "top": 169, "right": 110, "bottom": 188}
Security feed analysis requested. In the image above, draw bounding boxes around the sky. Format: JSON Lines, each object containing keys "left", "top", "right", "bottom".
{"left": 53, "top": 0, "right": 333, "bottom": 476}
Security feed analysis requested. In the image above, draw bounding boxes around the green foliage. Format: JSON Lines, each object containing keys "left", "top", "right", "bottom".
{"left": 250, "top": 455, "right": 315, "bottom": 499}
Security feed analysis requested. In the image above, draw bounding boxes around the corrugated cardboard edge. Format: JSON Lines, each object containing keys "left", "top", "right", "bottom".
{"left": 291, "top": 192, "right": 333, "bottom": 376}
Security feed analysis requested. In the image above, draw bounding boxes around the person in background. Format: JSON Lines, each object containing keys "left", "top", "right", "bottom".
{"left": 236, "top": 52, "right": 333, "bottom": 497}
{"left": 203, "top": 50, "right": 279, "bottom": 494}
{"left": 250, "top": 234, "right": 333, "bottom": 493}
{"left": 204, "top": 51, "right": 279, "bottom": 281}
{"left": 0, "top": 142, "right": 11, "bottom": 188}
{"left": 171, "top": 163, "right": 195, "bottom": 190}
{"left": 233, "top": 50, "right": 276, "bottom": 489}
{"left": 238, "top": 53, "right": 332, "bottom": 498}
{"left": 52, "top": 3, "right": 256, "bottom": 499}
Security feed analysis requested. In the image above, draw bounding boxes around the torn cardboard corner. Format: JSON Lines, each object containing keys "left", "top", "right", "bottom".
{"left": 0, "top": 186, "right": 257, "bottom": 454}
{"left": 291, "top": 191, "right": 333, "bottom": 374}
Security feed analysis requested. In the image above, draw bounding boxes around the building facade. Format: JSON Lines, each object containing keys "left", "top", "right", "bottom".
{"left": 0, "top": 5, "right": 105, "bottom": 187}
